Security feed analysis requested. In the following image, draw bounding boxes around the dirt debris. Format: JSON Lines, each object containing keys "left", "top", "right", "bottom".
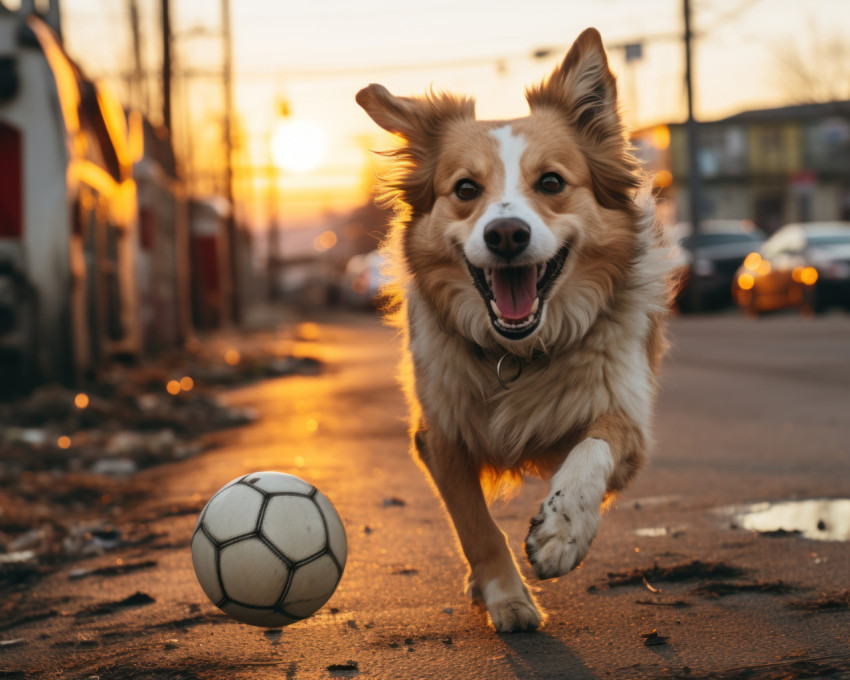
{"left": 787, "top": 591, "right": 850, "bottom": 613}
{"left": 635, "top": 599, "right": 691, "bottom": 608}
{"left": 596, "top": 560, "right": 747, "bottom": 590}
{"left": 642, "top": 629, "right": 669, "bottom": 647}
{"left": 327, "top": 660, "right": 360, "bottom": 676}
{"left": 0, "top": 608, "right": 59, "bottom": 632}
{"left": 691, "top": 580, "right": 795, "bottom": 598}
{"left": 393, "top": 566, "right": 419, "bottom": 576}
{"left": 0, "top": 638, "right": 26, "bottom": 648}
{"left": 0, "top": 343, "right": 323, "bottom": 601}
{"left": 68, "top": 559, "right": 157, "bottom": 580}
{"left": 75, "top": 591, "right": 156, "bottom": 618}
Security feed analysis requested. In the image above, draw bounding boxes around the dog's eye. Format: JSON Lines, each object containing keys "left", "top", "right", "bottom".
{"left": 454, "top": 179, "right": 480, "bottom": 201}
{"left": 537, "top": 172, "right": 566, "bottom": 195}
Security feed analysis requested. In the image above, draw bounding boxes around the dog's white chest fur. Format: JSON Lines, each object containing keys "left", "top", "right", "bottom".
{"left": 407, "top": 286, "right": 654, "bottom": 469}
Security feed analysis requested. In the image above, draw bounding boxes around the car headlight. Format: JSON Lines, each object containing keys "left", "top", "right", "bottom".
{"left": 743, "top": 252, "right": 762, "bottom": 271}
{"left": 737, "top": 272, "right": 755, "bottom": 290}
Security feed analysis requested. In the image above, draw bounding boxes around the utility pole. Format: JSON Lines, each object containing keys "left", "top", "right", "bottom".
{"left": 683, "top": 0, "right": 703, "bottom": 309}
{"left": 128, "top": 0, "right": 148, "bottom": 116}
{"left": 161, "top": 0, "right": 172, "bottom": 132}
{"left": 221, "top": 0, "right": 240, "bottom": 324}
{"left": 683, "top": 0, "right": 701, "bottom": 237}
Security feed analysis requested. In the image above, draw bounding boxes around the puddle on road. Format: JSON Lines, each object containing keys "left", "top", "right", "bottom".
{"left": 635, "top": 527, "right": 670, "bottom": 537}
{"left": 734, "top": 499, "right": 850, "bottom": 541}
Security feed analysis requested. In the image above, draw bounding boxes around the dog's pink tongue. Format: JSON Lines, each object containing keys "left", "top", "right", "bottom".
{"left": 492, "top": 267, "right": 537, "bottom": 320}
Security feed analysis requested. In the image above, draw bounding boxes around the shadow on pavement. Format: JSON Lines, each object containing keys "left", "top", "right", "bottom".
{"left": 499, "top": 631, "right": 599, "bottom": 679}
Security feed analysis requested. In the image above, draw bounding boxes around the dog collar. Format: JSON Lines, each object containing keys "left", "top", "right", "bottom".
{"left": 496, "top": 352, "right": 524, "bottom": 389}
{"left": 471, "top": 342, "right": 547, "bottom": 390}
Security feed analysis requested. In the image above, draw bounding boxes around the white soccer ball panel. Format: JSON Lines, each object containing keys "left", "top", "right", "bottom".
{"left": 222, "top": 602, "right": 298, "bottom": 628}
{"left": 262, "top": 495, "right": 326, "bottom": 561}
{"left": 219, "top": 538, "right": 288, "bottom": 607}
{"left": 283, "top": 554, "right": 341, "bottom": 618}
{"left": 193, "top": 476, "right": 242, "bottom": 533}
{"left": 202, "top": 483, "right": 264, "bottom": 542}
{"left": 191, "top": 530, "right": 223, "bottom": 605}
{"left": 246, "top": 471, "right": 314, "bottom": 495}
{"left": 314, "top": 490, "right": 347, "bottom": 564}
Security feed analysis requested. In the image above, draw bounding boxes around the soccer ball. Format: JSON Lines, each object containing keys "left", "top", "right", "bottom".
{"left": 191, "top": 471, "right": 347, "bottom": 627}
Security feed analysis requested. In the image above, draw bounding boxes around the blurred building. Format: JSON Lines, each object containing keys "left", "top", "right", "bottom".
{"left": 0, "top": 9, "right": 208, "bottom": 392}
{"left": 633, "top": 101, "right": 850, "bottom": 234}
{"left": 0, "top": 12, "right": 141, "bottom": 387}
{"left": 189, "top": 197, "right": 233, "bottom": 329}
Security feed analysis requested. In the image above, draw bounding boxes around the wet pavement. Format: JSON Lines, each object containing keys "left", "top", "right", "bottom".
{"left": 1, "top": 310, "right": 849, "bottom": 679}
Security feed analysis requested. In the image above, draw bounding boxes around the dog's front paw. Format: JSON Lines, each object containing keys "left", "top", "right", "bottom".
{"left": 482, "top": 579, "right": 542, "bottom": 633}
{"left": 524, "top": 492, "right": 600, "bottom": 580}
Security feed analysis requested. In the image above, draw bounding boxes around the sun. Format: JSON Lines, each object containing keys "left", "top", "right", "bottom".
{"left": 271, "top": 120, "right": 327, "bottom": 172}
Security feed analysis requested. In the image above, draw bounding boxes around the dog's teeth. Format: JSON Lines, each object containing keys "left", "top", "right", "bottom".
{"left": 490, "top": 300, "right": 500, "bottom": 317}
{"left": 494, "top": 311, "right": 539, "bottom": 331}
{"left": 537, "top": 264, "right": 546, "bottom": 282}
{"left": 531, "top": 297, "right": 539, "bottom": 315}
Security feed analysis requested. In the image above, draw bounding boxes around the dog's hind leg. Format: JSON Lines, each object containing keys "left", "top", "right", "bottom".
{"left": 524, "top": 413, "right": 645, "bottom": 580}
{"left": 415, "top": 429, "right": 542, "bottom": 632}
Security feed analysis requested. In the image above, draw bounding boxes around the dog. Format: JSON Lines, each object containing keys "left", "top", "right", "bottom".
{"left": 356, "top": 27, "right": 675, "bottom": 632}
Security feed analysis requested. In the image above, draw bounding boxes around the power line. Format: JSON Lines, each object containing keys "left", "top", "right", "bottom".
{"left": 699, "top": 0, "right": 765, "bottom": 36}
{"left": 183, "top": 32, "right": 685, "bottom": 84}
{"left": 73, "top": 31, "right": 682, "bottom": 85}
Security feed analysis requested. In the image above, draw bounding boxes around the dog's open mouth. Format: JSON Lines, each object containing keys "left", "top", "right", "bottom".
{"left": 466, "top": 244, "right": 570, "bottom": 340}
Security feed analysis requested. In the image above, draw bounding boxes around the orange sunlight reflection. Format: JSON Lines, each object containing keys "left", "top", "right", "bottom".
{"left": 314, "top": 230, "right": 338, "bottom": 252}
{"left": 652, "top": 125, "right": 671, "bottom": 150}
{"left": 653, "top": 170, "right": 673, "bottom": 189}
{"left": 297, "top": 322, "right": 321, "bottom": 341}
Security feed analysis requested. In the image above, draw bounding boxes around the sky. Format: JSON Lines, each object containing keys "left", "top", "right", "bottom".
{"left": 57, "top": 0, "right": 850, "bottom": 230}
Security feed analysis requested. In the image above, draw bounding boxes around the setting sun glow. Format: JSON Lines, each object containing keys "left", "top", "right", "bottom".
{"left": 271, "top": 120, "right": 327, "bottom": 173}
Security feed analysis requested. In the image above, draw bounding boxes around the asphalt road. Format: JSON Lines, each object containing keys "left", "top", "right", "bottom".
{"left": 3, "top": 310, "right": 850, "bottom": 679}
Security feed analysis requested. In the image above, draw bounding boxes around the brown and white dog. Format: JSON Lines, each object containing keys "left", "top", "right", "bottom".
{"left": 356, "top": 28, "right": 675, "bottom": 632}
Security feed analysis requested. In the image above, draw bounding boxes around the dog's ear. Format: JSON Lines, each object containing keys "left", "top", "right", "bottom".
{"left": 527, "top": 28, "right": 639, "bottom": 212}
{"left": 356, "top": 84, "right": 424, "bottom": 139}
{"left": 356, "top": 83, "right": 474, "bottom": 143}
{"left": 526, "top": 28, "right": 620, "bottom": 144}
{"left": 356, "top": 83, "right": 475, "bottom": 219}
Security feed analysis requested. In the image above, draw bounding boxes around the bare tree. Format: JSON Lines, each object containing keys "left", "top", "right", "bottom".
{"left": 773, "top": 25, "right": 850, "bottom": 103}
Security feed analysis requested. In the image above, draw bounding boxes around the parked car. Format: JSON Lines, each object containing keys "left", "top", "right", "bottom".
{"left": 673, "top": 219, "right": 766, "bottom": 312}
{"left": 732, "top": 222, "right": 850, "bottom": 315}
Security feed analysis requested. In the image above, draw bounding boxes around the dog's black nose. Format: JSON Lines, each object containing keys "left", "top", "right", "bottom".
{"left": 483, "top": 218, "right": 531, "bottom": 259}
